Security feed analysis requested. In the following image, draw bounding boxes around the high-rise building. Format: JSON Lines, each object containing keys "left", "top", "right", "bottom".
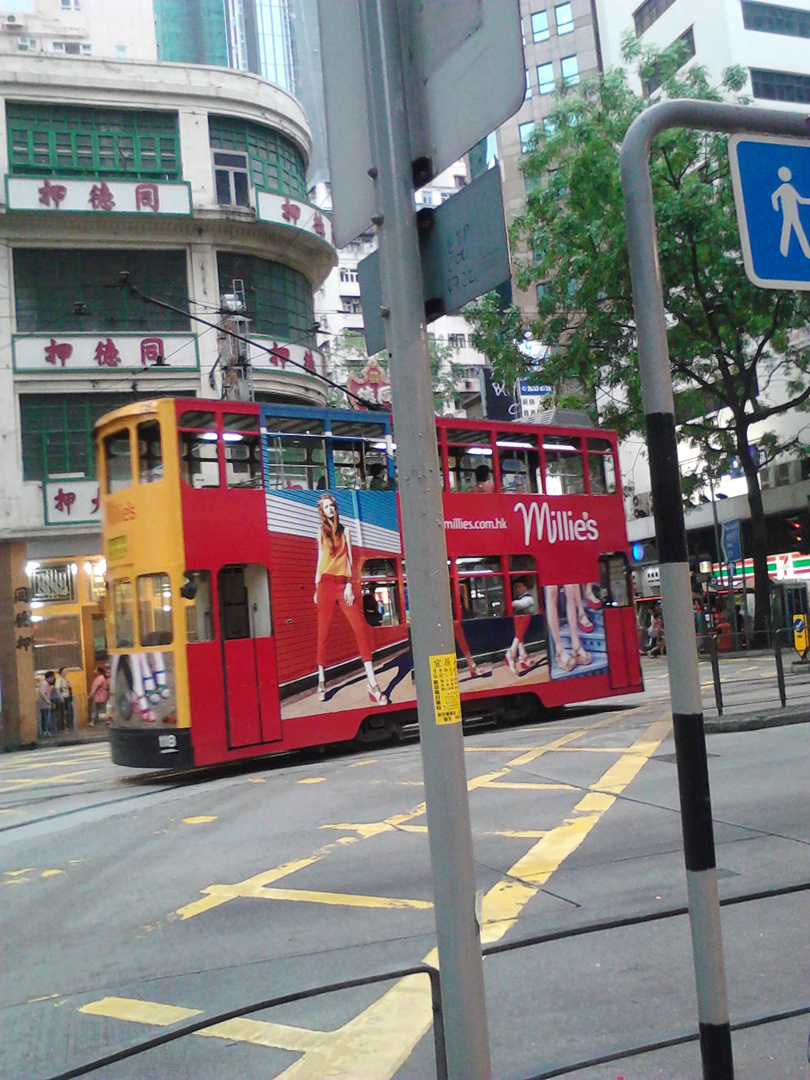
{"left": 153, "top": 0, "right": 228, "bottom": 67}
{"left": 495, "top": 1, "right": 603, "bottom": 318}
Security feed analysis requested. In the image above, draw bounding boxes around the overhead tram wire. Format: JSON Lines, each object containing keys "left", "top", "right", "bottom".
{"left": 117, "top": 273, "right": 387, "bottom": 412}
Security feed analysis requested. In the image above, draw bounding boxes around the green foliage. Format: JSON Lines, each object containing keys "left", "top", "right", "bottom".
{"left": 466, "top": 39, "right": 810, "bottom": 636}
{"left": 507, "top": 42, "right": 810, "bottom": 460}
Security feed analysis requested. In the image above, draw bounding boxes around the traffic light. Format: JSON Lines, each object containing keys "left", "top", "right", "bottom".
{"left": 787, "top": 512, "right": 810, "bottom": 554}
{"left": 630, "top": 542, "right": 658, "bottom": 565}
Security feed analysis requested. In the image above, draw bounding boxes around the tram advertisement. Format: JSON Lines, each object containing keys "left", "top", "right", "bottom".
{"left": 110, "top": 651, "right": 176, "bottom": 727}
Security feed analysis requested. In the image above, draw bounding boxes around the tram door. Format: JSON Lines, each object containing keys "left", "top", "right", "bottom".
{"left": 218, "top": 563, "right": 281, "bottom": 747}
{"left": 600, "top": 554, "right": 643, "bottom": 690}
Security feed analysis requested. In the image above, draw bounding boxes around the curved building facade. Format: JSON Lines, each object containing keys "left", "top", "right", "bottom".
{"left": 0, "top": 55, "right": 336, "bottom": 742}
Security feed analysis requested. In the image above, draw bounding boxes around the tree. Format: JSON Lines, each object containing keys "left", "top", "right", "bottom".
{"left": 468, "top": 40, "right": 810, "bottom": 642}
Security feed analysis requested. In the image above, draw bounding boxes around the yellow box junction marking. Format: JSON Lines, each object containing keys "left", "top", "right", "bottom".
{"left": 298, "top": 777, "right": 326, "bottom": 784}
{"left": 84, "top": 710, "right": 671, "bottom": 1079}
{"left": 429, "top": 652, "right": 462, "bottom": 725}
{"left": 183, "top": 816, "right": 217, "bottom": 825}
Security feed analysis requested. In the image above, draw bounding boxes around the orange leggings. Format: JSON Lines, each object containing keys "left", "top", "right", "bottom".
{"left": 513, "top": 614, "right": 531, "bottom": 644}
{"left": 316, "top": 574, "right": 372, "bottom": 667}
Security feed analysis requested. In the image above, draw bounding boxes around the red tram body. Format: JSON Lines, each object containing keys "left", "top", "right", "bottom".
{"left": 96, "top": 399, "right": 642, "bottom": 769}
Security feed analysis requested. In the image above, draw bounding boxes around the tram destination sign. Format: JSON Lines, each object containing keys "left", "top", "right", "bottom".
{"left": 358, "top": 165, "right": 510, "bottom": 356}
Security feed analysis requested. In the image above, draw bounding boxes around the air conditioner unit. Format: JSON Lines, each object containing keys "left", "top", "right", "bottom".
{"left": 632, "top": 492, "right": 654, "bottom": 518}
{"left": 3, "top": 15, "right": 26, "bottom": 30}
{"left": 759, "top": 466, "right": 774, "bottom": 490}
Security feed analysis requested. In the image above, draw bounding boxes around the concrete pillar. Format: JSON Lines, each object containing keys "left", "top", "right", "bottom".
{"left": 0, "top": 541, "right": 38, "bottom": 748}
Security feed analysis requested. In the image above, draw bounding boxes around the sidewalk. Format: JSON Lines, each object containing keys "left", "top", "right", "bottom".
{"left": 31, "top": 721, "right": 110, "bottom": 750}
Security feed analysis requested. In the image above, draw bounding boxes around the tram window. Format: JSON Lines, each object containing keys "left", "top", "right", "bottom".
{"left": 361, "top": 558, "right": 401, "bottom": 626}
{"left": 445, "top": 430, "right": 495, "bottom": 492}
{"left": 265, "top": 418, "right": 326, "bottom": 490}
{"left": 599, "top": 553, "right": 632, "bottom": 607}
{"left": 223, "top": 412, "right": 260, "bottom": 432}
{"left": 224, "top": 434, "right": 262, "bottom": 489}
{"left": 588, "top": 438, "right": 617, "bottom": 495}
{"left": 137, "top": 573, "right": 173, "bottom": 647}
{"left": 112, "top": 579, "right": 135, "bottom": 648}
{"left": 333, "top": 441, "right": 365, "bottom": 489}
{"left": 179, "top": 410, "right": 217, "bottom": 430}
{"left": 104, "top": 430, "right": 132, "bottom": 494}
{"left": 138, "top": 421, "right": 163, "bottom": 485}
{"left": 218, "top": 563, "right": 272, "bottom": 640}
{"left": 183, "top": 570, "right": 214, "bottom": 643}
{"left": 543, "top": 435, "right": 585, "bottom": 495}
{"left": 180, "top": 431, "right": 220, "bottom": 488}
{"left": 508, "top": 555, "right": 539, "bottom": 615}
{"left": 497, "top": 434, "right": 540, "bottom": 494}
{"left": 456, "top": 555, "right": 504, "bottom": 618}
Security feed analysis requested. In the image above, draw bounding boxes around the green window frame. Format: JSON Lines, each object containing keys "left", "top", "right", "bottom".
{"left": 208, "top": 115, "right": 307, "bottom": 199}
{"left": 217, "top": 252, "right": 315, "bottom": 345}
{"left": 13, "top": 249, "right": 190, "bottom": 334}
{"left": 6, "top": 102, "right": 181, "bottom": 180}
{"left": 20, "top": 392, "right": 138, "bottom": 483}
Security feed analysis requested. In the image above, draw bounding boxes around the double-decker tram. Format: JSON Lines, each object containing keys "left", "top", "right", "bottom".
{"left": 96, "top": 398, "right": 642, "bottom": 769}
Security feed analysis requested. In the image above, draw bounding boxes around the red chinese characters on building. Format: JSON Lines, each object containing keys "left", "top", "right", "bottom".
{"left": 303, "top": 349, "right": 316, "bottom": 372}
{"left": 88, "top": 182, "right": 116, "bottom": 211}
{"left": 269, "top": 342, "right": 290, "bottom": 369}
{"left": 135, "top": 183, "right": 160, "bottom": 212}
{"left": 94, "top": 338, "right": 122, "bottom": 367}
{"left": 347, "top": 359, "right": 392, "bottom": 409}
{"left": 92, "top": 488, "right": 100, "bottom": 514}
{"left": 53, "top": 488, "right": 77, "bottom": 516}
{"left": 38, "top": 180, "right": 68, "bottom": 209}
{"left": 140, "top": 337, "right": 165, "bottom": 366}
{"left": 44, "top": 339, "right": 73, "bottom": 367}
{"left": 281, "top": 198, "right": 301, "bottom": 224}
{"left": 313, "top": 211, "right": 326, "bottom": 238}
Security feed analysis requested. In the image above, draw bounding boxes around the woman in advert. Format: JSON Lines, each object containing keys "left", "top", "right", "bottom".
{"left": 313, "top": 492, "right": 388, "bottom": 705}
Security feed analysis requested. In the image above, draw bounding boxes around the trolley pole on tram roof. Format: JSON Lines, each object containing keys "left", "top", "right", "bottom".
{"left": 356, "top": 5, "right": 492, "bottom": 1077}
{"left": 621, "top": 97, "right": 810, "bottom": 1080}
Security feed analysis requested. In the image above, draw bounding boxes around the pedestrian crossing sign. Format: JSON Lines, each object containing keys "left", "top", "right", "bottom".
{"left": 729, "top": 134, "right": 810, "bottom": 290}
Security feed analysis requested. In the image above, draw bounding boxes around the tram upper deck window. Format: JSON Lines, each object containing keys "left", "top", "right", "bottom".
{"left": 543, "top": 435, "right": 585, "bottom": 495}
{"left": 455, "top": 555, "right": 504, "bottom": 618}
{"left": 497, "top": 434, "right": 540, "bottom": 494}
{"left": 138, "top": 421, "right": 163, "bottom": 485}
{"left": 446, "top": 429, "right": 494, "bottom": 492}
{"left": 587, "top": 437, "right": 617, "bottom": 495}
{"left": 361, "top": 558, "right": 401, "bottom": 626}
{"left": 179, "top": 410, "right": 220, "bottom": 489}
{"left": 104, "top": 430, "right": 132, "bottom": 494}
{"left": 265, "top": 417, "right": 326, "bottom": 490}
{"left": 137, "top": 572, "right": 173, "bottom": 646}
{"left": 112, "top": 579, "right": 135, "bottom": 648}
{"left": 331, "top": 420, "right": 389, "bottom": 490}
{"left": 223, "top": 412, "right": 262, "bottom": 489}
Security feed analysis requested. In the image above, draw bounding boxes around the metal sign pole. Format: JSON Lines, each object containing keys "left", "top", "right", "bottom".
{"left": 621, "top": 98, "right": 810, "bottom": 1080}
{"left": 357, "top": 3, "right": 492, "bottom": 1077}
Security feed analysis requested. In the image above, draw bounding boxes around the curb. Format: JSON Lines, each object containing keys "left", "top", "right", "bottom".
{"left": 704, "top": 709, "right": 810, "bottom": 734}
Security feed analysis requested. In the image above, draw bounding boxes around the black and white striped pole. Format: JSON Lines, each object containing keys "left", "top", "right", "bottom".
{"left": 621, "top": 99, "right": 809, "bottom": 1080}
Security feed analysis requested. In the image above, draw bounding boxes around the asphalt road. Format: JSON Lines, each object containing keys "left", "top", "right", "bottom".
{"left": 2, "top": 659, "right": 808, "bottom": 1080}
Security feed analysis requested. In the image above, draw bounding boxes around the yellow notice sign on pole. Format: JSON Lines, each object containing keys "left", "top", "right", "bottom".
{"left": 429, "top": 653, "right": 462, "bottom": 725}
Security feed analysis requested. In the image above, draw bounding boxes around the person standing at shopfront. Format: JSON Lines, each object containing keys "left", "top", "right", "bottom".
{"left": 37, "top": 671, "right": 55, "bottom": 737}
{"left": 89, "top": 665, "right": 109, "bottom": 726}
{"left": 55, "top": 667, "right": 74, "bottom": 731}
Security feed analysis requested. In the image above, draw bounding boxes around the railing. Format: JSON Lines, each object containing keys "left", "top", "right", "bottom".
{"left": 45, "top": 881, "right": 810, "bottom": 1080}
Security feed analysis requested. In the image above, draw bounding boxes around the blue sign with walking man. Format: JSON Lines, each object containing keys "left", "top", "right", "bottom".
{"left": 729, "top": 134, "right": 810, "bottom": 290}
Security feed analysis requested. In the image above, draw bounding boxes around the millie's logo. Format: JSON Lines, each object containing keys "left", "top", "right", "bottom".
{"left": 514, "top": 501, "right": 599, "bottom": 545}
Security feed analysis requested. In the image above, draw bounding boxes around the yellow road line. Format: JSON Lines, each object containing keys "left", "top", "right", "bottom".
{"left": 482, "top": 781, "right": 576, "bottom": 791}
{"left": 277, "top": 713, "right": 672, "bottom": 1078}
{"left": 80, "top": 996, "right": 326, "bottom": 1053}
{"left": 175, "top": 854, "right": 329, "bottom": 920}
{"left": 259, "top": 887, "right": 432, "bottom": 910}
{"left": 81, "top": 997, "right": 200, "bottom": 1025}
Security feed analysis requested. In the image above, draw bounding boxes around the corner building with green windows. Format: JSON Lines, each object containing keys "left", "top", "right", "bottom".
{"left": 0, "top": 55, "right": 336, "bottom": 746}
